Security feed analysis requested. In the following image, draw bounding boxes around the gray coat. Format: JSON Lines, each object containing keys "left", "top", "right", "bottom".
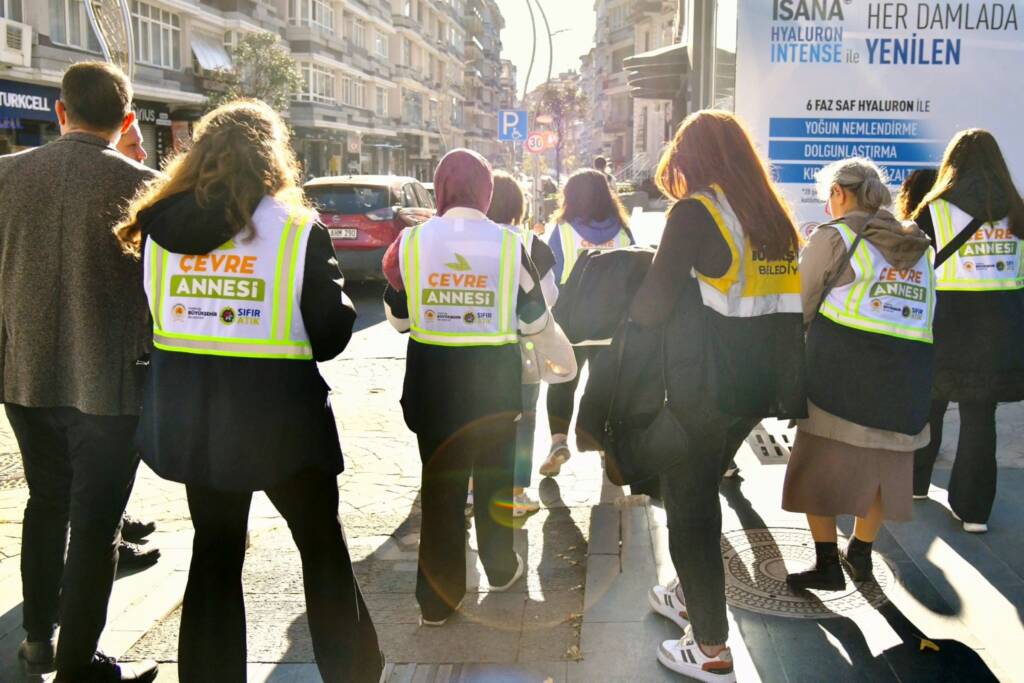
{"left": 0, "top": 132, "right": 158, "bottom": 416}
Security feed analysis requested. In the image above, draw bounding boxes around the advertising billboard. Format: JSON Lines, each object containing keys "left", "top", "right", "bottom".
{"left": 735, "top": 0, "right": 1024, "bottom": 229}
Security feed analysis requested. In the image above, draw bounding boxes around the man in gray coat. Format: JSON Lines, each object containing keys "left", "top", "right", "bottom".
{"left": 0, "top": 62, "right": 159, "bottom": 682}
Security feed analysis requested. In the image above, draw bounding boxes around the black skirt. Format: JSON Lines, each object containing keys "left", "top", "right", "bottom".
{"left": 137, "top": 350, "right": 344, "bottom": 492}
{"left": 932, "top": 289, "right": 1024, "bottom": 403}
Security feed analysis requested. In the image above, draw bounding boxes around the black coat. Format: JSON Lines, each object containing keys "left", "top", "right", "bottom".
{"left": 918, "top": 207, "right": 1024, "bottom": 402}
{"left": 136, "top": 192, "right": 356, "bottom": 491}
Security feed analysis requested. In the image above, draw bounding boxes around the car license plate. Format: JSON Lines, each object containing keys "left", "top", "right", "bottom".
{"left": 330, "top": 228, "right": 358, "bottom": 240}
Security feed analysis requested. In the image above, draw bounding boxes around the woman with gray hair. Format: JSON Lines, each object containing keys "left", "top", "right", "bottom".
{"left": 783, "top": 157, "right": 937, "bottom": 590}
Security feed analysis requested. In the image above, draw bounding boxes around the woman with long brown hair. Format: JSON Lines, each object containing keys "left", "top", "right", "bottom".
{"left": 631, "top": 110, "right": 805, "bottom": 682}
{"left": 540, "top": 168, "right": 634, "bottom": 477}
{"left": 911, "top": 129, "right": 1024, "bottom": 533}
{"left": 115, "top": 100, "right": 382, "bottom": 682}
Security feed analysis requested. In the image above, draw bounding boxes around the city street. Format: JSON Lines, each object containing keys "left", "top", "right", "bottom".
{"left": 0, "top": 283, "right": 1022, "bottom": 682}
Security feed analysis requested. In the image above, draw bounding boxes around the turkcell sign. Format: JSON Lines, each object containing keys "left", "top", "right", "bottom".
{"left": 498, "top": 109, "right": 528, "bottom": 142}
{"left": 736, "top": 0, "right": 1024, "bottom": 226}
{"left": 0, "top": 79, "right": 59, "bottom": 129}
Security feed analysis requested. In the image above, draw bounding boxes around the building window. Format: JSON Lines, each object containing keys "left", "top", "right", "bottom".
{"left": 1, "top": 0, "right": 22, "bottom": 21}
{"left": 132, "top": 1, "right": 181, "bottom": 69}
{"left": 288, "top": 0, "right": 334, "bottom": 32}
{"left": 402, "top": 38, "right": 412, "bottom": 66}
{"left": 374, "top": 31, "right": 389, "bottom": 59}
{"left": 403, "top": 91, "right": 422, "bottom": 126}
{"left": 352, "top": 19, "right": 366, "bottom": 49}
{"left": 341, "top": 78, "right": 366, "bottom": 108}
{"left": 609, "top": 4, "right": 628, "bottom": 29}
{"left": 403, "top": 0, "right": 412, "bottom": 17}
{"left": 376, "top": 88, "right": 388, "bottom": 117}
{"left": 297, "top": 63, "right": 335, "bottom": 104}
{"left": 49, "top": 0, "right": 101, "bottom": 51}
{"left": 450, "top": 97, "right": 463, "bottom": 127}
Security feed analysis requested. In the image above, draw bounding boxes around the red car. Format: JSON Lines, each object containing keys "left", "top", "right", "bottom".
{"left": 304, "top": 175, "right": 435, "bottom": 281}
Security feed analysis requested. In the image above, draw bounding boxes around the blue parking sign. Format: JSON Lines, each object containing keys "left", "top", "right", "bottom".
{"left": 498, "top": 110, "right": 528, "bottom": 142}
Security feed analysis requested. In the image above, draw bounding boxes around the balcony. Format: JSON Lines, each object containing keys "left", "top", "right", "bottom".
{"left": 0, "top": 18, "right": 31, "bottom": 68}
{"left": 392, "top": 14, "right": 418, "bottom": 31}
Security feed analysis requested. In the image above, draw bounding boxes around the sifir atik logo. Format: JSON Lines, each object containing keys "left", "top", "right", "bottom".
{"left": 773, "top": 0, "right": 846, "bottom": 21}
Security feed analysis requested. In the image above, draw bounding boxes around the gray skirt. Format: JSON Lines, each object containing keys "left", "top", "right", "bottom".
{"left": 782, "top": 430, "right": 913, "bottom": 522}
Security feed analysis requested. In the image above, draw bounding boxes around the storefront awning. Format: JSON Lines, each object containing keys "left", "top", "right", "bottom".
{"left": 191, "top": 34, "right": 232, "bottom": 72}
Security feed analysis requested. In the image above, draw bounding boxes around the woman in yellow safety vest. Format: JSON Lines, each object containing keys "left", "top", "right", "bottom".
{"left": 540, "top": 169, "right": 634, "bottom": 477}
{"left": 115, "top": 100, "right": 382, "bottom": 682}
{"left": 910, "top": 129, "right": 1024, "bottom": 533}
{"left": 783, "top": 157, "right": 936, "bottom": 591}
{"left": 631, "top": 110, "right": 805, "bottom": 682}
{"left": 381, "top": 150, "right": 559, "bottom": 626}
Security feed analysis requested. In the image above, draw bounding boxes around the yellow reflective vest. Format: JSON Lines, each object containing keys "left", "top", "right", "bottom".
{"left": 144, "top": 196, "right": 314, "bottom": 360}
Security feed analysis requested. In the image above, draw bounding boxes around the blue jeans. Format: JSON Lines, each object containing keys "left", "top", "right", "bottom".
{"left": 516, "top": 383, "right": 541, "bottom": 488}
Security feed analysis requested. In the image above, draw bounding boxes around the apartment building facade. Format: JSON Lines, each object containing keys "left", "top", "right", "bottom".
{"left": 579, "top": 0, "right": 676, "bottom": 180}
{"left": 0, "top": 0, "right": 513, "bottom": 180}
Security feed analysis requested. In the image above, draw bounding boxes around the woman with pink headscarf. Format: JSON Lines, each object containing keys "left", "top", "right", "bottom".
{"left": 382, "top": 150, "right": 553, "bottom": 625}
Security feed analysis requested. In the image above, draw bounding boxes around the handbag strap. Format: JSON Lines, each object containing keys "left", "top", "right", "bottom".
{"left": 934, "top": 216, "right": 984, "bottom": 269}
{"left": 604, "top": 321, "right": 630, "bottom": 425}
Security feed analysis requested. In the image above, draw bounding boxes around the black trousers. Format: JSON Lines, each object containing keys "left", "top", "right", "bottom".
{"left": 660, "top": 416, "right": 757, "bottom": 647}
{"left": 5, "top": 404, "right": 140, "bottom": 675}
{"left": 914, "top": 400, "right": 998, "bottom": 524}
{"left": 416, "top": 416, "right": 517, "bottom": 621}
{"left": 546, "top": 346, "right": 601, "bottom": 437}
{"left": 180, "top": 468, "right": 381, "bottom": 683}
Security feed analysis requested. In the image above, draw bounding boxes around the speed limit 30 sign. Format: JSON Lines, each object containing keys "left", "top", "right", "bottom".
{"left": 525, "top": 132, "right": 546, "bottom": 154}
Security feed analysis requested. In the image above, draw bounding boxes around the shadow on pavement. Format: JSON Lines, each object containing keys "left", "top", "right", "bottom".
{"left": 721, "top": 478, "right": 997, "bottom": 682}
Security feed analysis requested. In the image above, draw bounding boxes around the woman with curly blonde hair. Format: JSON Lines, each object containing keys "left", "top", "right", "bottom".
{"left": 115, "top": 100, "right": 382, "bottom": 682}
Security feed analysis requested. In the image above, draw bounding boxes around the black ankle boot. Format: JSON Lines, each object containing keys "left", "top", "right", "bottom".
{"left": 841, "top": 537, "right": 874, "bottom": 582}
{"left": 786, "top": 542, "right": 845, "bottom": 591}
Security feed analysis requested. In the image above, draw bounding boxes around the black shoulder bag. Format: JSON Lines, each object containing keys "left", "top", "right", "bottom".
{"left": 933, "top": 217, "right": 984, "bottom": 269}
{"left": 601, "top": 323, "right": 690, "bottom": 486}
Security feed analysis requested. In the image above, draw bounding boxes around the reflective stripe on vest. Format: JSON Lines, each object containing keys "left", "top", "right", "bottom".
{"left": 144, "top": 196, "right": 313, "bottom": 360}
{"left": 691, "top": 187, "right": 802, "bottom": 317}
{"left": 400, "top": 216, "right": 521, "bottom": 347}
{"left": 819, "top": 223, "right": 935, "bottom": 343}
{"left": 557, "top": 222, "right": 630, "bottom": 284}
{"left": 930, "top": 199, "right": 1024, "bottom": 291}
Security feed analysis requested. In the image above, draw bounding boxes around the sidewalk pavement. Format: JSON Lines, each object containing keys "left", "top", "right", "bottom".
{"left": 1, "top": 288, "right": 1023, "bottom": 681}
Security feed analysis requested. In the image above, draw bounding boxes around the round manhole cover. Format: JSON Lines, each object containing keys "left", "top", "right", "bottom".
{"left": 721, "top": 527, "right": 893, "bottom": 619}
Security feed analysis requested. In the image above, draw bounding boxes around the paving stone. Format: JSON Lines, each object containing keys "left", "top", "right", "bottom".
{"left": 569, "top": 619, "right": 679, "bottom": 683}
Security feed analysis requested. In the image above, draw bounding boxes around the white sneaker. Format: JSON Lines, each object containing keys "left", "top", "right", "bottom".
{"left": 657, "top": 626, "right": 735, "bottom": 682}
{"left": 648, "top": 577, "right": 691, "bottom": 630}
{"left": 490, "top": 553, "right": 525, "bottom": 592}
{"left": 539, "top": 442, "right": 571, "bottom": 477}
{"left": 418, "top": 597, "right": 465, "bottom": 627}
{"left": 513, "top": 492, "right": 541, "bottom": 518}
{"left": 963, "top": 521, "right": 988, "bottom": 533}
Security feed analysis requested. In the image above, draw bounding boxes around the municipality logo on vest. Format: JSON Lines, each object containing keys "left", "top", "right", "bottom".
{"left": 422, "top": 253, "right": 496, "bottom": 307}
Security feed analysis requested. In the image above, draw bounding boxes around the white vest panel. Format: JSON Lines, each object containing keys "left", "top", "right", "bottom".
{"left": 144, "top": 196, "right": 313, "bottom": 359}
{"left": 399, "top": 216, "right": 522, "bottom": 347}
{"left": 820, "top": 223, "right": 935, "bottom": 343}
{"left": 930, "top": 199, "right": 1024, "bottom": 291}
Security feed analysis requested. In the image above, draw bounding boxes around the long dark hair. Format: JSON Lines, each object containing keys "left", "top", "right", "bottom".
{"left": 657, "top": 110, "right": 798, "bottom": 260}
{"left": 895, "top": 169, "right": 938, "bottom": 221}
{"left": 912, "top": 128, "right": 1024, "bottom": 237}
{"left": 488, "top": 171, "right": 526, "bottom": 225}
{"left": 554, "top": 169, "right": 630, "bottom": 228}
{"left": 116, "top": 99, "right": 307, "bottom": 255}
